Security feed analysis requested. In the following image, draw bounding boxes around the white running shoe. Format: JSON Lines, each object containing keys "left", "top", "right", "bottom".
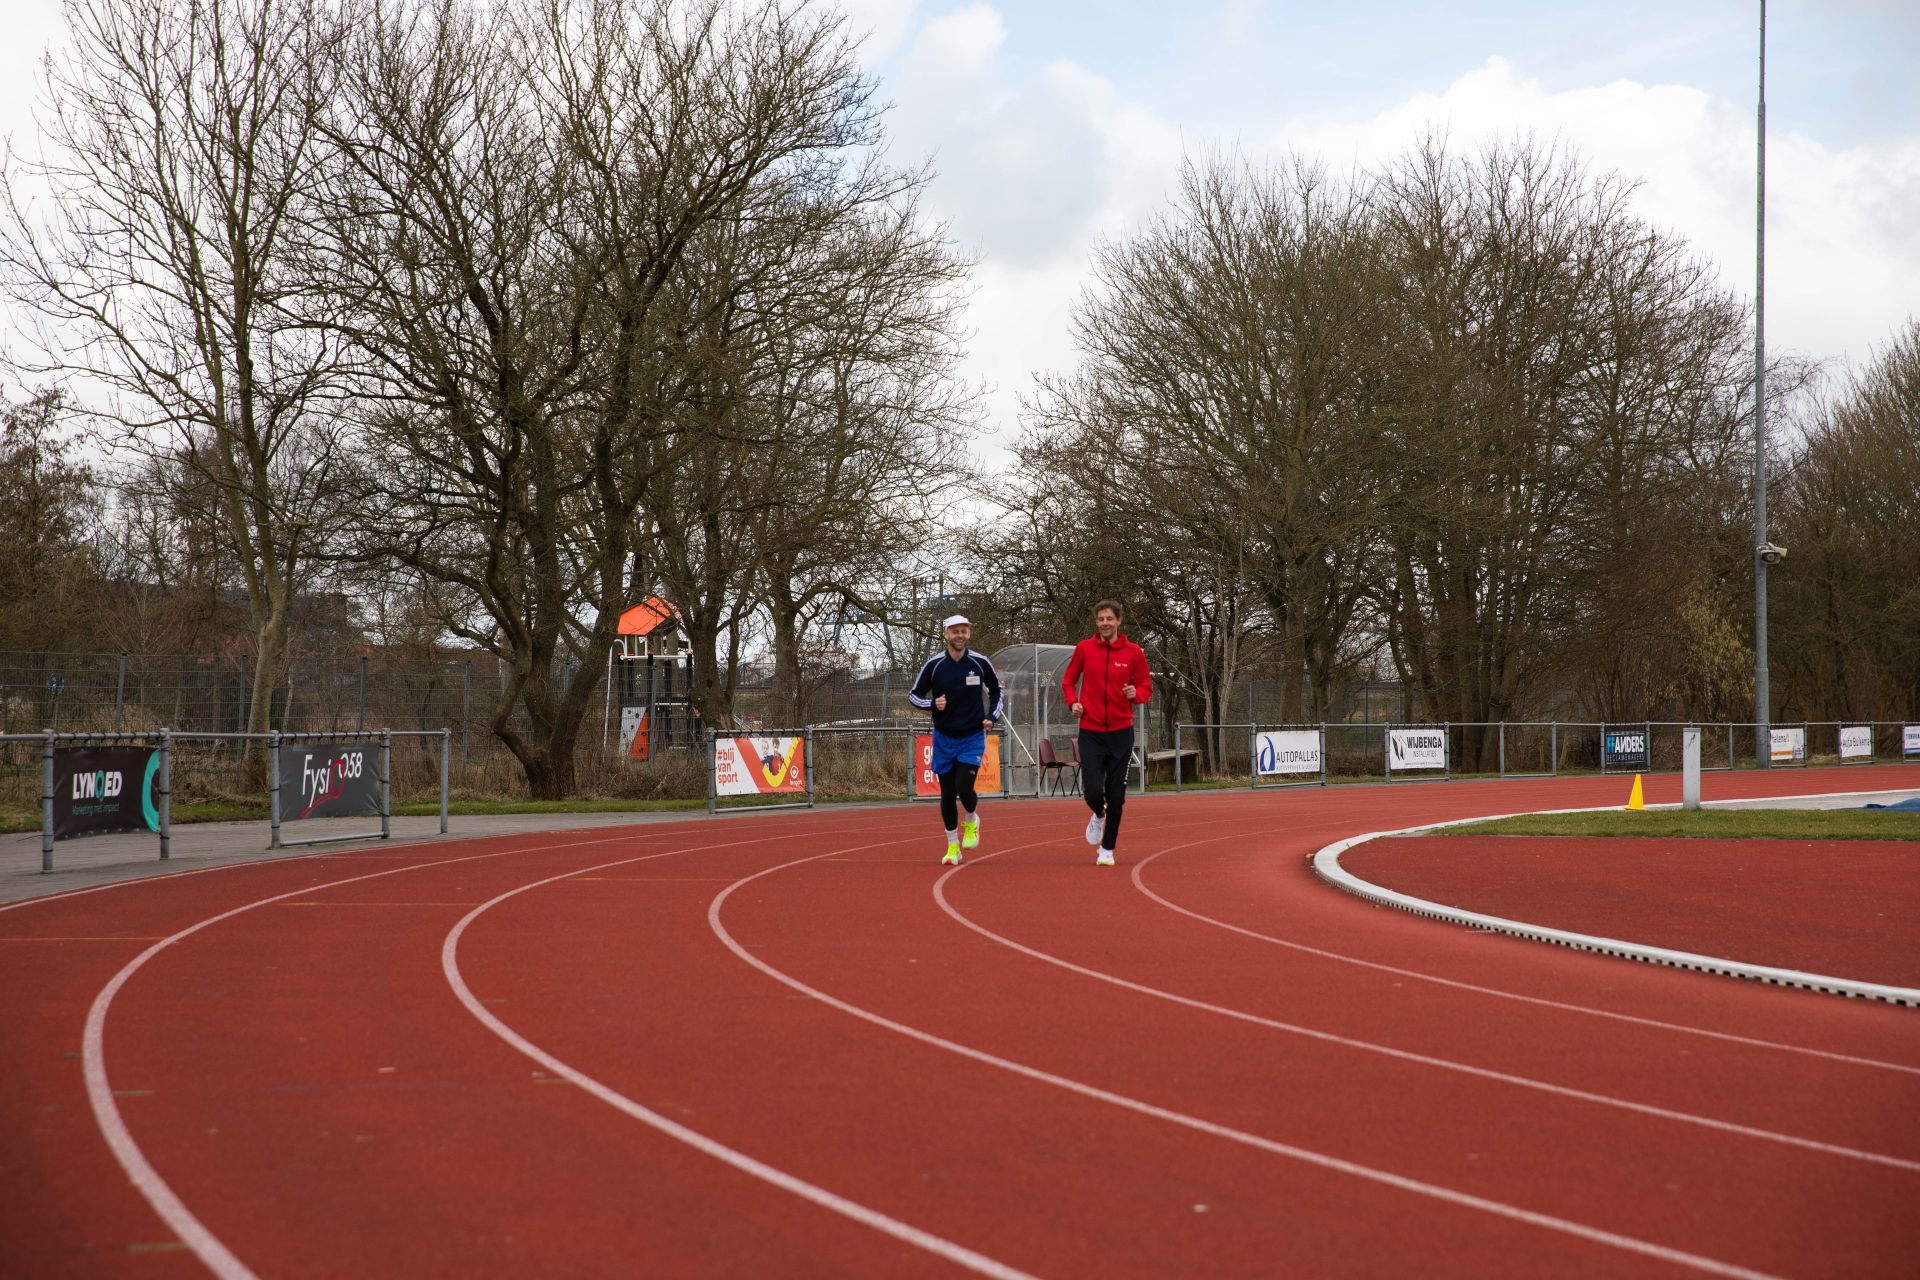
{"left": 1084, "top": 813, "right": 1104, "bottom": 845}
{"left": 1095, "top": 848, "right": 1115, "bottom": 867}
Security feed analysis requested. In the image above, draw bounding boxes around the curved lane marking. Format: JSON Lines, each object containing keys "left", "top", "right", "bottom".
{"left": 442, "top": 834, "right": 1041, "bottom": 1280}
{"left": 82, "top": 827, "right": 794, "bottom": 1280}
{"left": 1125, "top": 850, "right": 1920, "bottom": 1077}
{"left": 931, "top": 843, "right": 1917, "bottom": 1171}
{"left": 1312, "top": 800, "right": 1920, "bottom": 1007}
{"left": 709, "top": 848, "right": 1787, "bottom": 1280}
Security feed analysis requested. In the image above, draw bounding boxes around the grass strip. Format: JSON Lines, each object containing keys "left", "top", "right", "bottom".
{"left": 1439, "top": 808, "right": 1920, "bottom": 841}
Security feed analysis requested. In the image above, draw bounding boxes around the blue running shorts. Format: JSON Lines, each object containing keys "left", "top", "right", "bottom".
{"left": 930, "top": 728, "right": 986, "bottom": 775}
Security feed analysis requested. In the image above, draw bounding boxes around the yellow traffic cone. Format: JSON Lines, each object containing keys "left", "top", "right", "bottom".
{"left": 1625, "top": 774, "right": 1645, "bottom": 811}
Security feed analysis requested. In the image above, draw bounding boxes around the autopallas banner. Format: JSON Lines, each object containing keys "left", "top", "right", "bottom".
{"left": 1838, "top": 725, "right": 1873, "bottom": 759}
{"left": 279, "top": 742, "right": 381, "bottom": 819}
{"left": 714, "top": 736, "right": 806, "bottom": 796}
{"left": 53, "top": 745, "right": 161, "bottom": 839}
{"left": 1255, "top": 730, "right": 1322, "bottom": 775}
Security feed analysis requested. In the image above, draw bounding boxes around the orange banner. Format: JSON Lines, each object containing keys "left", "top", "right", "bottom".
{"left": 714, "top": 736, "right": 805, "bottom": 796}
{"left": 914, "top": 734, "right": 1002, "bottom": 797}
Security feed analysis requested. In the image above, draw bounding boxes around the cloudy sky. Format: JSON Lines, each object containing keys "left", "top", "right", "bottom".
{"left": 4, "top": 0, "right": 1916, "bottom": 464}
{"left": 837, "top": 0, "right": 1920, "bottom": 460}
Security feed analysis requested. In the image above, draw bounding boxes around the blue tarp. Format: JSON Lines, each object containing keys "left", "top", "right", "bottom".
{"left": 1862, "top": 797, "right": 1920, "bottom": 810}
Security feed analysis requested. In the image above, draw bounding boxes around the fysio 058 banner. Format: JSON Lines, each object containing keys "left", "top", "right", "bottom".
{"left": 54, "top": 746, "right": 162, "bottom": 839}
{"left": 1387, "top": 728, "right": 1447, "bottom": 771}
{"left": 279, "top": 742, "right": 381, "bottom": 820}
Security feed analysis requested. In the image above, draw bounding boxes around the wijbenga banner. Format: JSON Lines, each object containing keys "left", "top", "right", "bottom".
{"left": 713, "top": 736, "right": 806, "bottom": 796}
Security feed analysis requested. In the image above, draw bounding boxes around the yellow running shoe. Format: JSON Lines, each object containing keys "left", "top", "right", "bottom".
{"left": 942, "top": 842, "right": 961, "bottom": 866}
{"left": 961, "top": 817, "right": 980, "bottom": 850}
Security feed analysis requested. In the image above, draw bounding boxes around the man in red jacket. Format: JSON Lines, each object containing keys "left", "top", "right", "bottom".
{"left": 1060, "top": 599, "right": 1152, "bottom": 866}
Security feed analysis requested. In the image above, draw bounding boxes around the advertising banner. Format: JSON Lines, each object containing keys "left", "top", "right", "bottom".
{"left": 1255, "top": 730, "right": 1322, "bottom": 776}
{"left": 714, "top": 736, "right": 806, "bottom": 797}
{"left": 1387, "top": 728, "right": 1447, "bottom": 771}
{"left": 279, "top": 742, "right": 382, "bottom": 820}
{"left": 1768, "top": 727, "right": 1807, "bottom": 764}
{"left": 53, "top": 746, "right": 161, "bottom": 839}
{"left": 1904, "top": 726, "right": 1920, "bottom": 759}
{"left": 914, "top": 734, "right": 1003, "bottom": 797}
{"left": 1602, "top": 728, "right": 1650, "bottom": 769}
{"left": 1838, "top": 725, "right": 1873, "bottom": 760}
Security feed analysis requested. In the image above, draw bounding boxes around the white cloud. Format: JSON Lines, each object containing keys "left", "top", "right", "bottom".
{"left": 1279, "top": 57, "right": 1920, "bottom": 372}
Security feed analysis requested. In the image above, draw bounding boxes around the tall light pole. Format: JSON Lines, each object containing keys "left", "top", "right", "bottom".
{"left": 1752, "top": 0, "right": 1771, "bottom": 767}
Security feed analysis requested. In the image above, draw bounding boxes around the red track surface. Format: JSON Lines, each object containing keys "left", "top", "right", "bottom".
{"left": 3, "top": 766, "right": 1918, "bottom": 1278}
{"left": 1343, "top": 835, "right": 1920, "bottom": 986}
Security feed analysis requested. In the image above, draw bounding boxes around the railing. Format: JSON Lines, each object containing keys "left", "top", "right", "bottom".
{"left": 8, "top": 727, "right": 452, "bottom": 872}
{"left": 1169, "top": 721, "right": 1920, "bottom": 792}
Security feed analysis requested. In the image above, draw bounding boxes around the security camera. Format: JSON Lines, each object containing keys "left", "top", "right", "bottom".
{"left": 1757, "top": 542, "right": 1787, "bottom": 564}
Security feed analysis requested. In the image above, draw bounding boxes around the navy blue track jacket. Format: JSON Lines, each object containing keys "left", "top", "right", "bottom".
{"left": 908, "top": 649, "right": 1005, "bottom": 738}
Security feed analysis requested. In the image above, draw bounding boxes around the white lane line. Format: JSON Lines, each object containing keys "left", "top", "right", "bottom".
{"left": 81, "top": 826, "right": 785, "bottom": 1280}
{"left": 933, "top": 847, "right": 1917, "bottom": 1172}
{"left": 1125, "top": 850, "right": 1920, "bottom": 1077}
{"left": 709, "top": 848, "right": 1789, "bottom": 1280}
{"left": 442, "top": 837, "right": 1042, "bottom": 1280}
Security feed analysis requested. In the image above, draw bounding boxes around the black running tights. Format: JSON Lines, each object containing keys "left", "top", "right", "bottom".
{"left": 939, "top": 762, "right": 980, "bottom": 833}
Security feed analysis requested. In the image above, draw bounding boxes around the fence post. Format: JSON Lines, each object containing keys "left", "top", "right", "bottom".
{"left": 1319, "top": 723, "right": 1328, "bottom": 786}
{"left": 379, "top": 729, "right": 391, "bottom": 839}
{"left": 158, "top": 728, "right": 171, "bottom": 860}
{"left": 440, "top": 728, "right": 450, "bottom": 834}
{"left": 707, "top": 729, "right": 718, "bottom": 815}
{"left": 115, "top": 651, "right": 128, "bottom": 732}
{"left": 1443, "top": 723, "right": 1452, "bottom": 782}
{"left": 1550, "top": 722, "right": 1558, "bottom": 776}
{"left": 269, "top": 731, "right": 283, "bottom": 850}
{"left": 41, "top": 729, "right": 55, "bottom": 873}
{"left": 804, "top": 728, "right": 816, "bottom": 809}
{"left": 1384, "top": 721, "right": 1393, "bottom": 783}
{"left": 358, "top": 656, "right": 368, "bottom": 731}
{"left": 1248, "top": 723, "right": 1257, "bottom": 790}
{"left": 1498, "top": 721, "right": 1506, "bottom": 777}
{"left": 1174, "top": 722, "right": 1183, "bottom": 794}
{"left": 1727, "top": 723, "right": 1734, "bottom": 770}
{"left": 461, "top": 660, "right": 471, "bottom": 765}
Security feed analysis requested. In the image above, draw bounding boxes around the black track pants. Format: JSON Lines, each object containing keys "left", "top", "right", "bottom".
{"left": 1078, "top": 726, "right": 1133, "bottom": 850}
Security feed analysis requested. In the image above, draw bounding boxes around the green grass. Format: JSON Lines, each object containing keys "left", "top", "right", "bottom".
{"left": 1440, "top": 807, "right": 1920, "bottom": 841}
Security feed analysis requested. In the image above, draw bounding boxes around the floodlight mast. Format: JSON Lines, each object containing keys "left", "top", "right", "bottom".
{"left": 1753, "top": 0, "right": 1771, "bottom": 768}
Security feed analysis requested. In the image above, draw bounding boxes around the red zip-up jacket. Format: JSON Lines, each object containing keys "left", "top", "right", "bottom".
{"left": 1061, "top": 632, "right": 1152, "bottom": 732}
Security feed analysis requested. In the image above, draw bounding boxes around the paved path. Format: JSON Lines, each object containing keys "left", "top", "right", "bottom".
{"left": 0, "top": 810, "right": 716, "bottom": 904}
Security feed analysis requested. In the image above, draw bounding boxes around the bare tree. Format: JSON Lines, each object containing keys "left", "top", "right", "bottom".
{"left": 1, "top": 0, "right": 350, "bottom": 773}
{"left": 314, "top": 0, "right": 903, "bottom": 794}
{"left": 1772, "top": 321, "right": 1920, "bottom": 719}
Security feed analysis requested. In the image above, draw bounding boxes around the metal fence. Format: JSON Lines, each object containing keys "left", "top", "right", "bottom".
{"left": 1170, "top": 721, "right": 1920, "bottom": 791}
{"left": 6, "top": 728, "right": 451, "bottom": 871}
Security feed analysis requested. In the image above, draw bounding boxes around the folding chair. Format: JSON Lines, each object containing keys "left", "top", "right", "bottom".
{"left": 1037, "top": 737, "right": 1069, "bottom": 795}
{"left": 1067, "top": 736, "right": 1083, "bottom": 793}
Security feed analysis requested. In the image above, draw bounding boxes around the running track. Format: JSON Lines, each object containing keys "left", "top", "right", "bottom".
{"left": 3, "top": 767, "right": 1917, "bottom": 1278}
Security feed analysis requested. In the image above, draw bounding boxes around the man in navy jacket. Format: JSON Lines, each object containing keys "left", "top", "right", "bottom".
{"left": 908, "top": 616, "right": 1004, "bottom": 865}
{"left": 1060, "top": 599, "right": 1152, "bottom": 866}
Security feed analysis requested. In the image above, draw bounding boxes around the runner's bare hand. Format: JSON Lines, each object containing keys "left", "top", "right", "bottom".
{"left": 935, "top": 694, "right": 947, "bottom": 711}
{"left": 1123, "top": 683, "right": 1136, "bottom": 701}
{"left": 982, "top": 718, "right": 993, "bottom": 730}
{"left": 1070, "top": 702, "right": 1084, "bottom": 717}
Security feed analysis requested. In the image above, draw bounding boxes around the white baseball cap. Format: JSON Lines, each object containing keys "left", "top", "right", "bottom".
{"left": 942, "top": 614, "right": 971, "bottom": 629}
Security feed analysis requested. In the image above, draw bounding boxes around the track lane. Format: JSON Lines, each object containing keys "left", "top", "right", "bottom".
{"left": 3, "top": 769, "right": 1915, "bottom": 1278}
{"left": 716, "top": 821, "right": 1916, "bottom": 1278}
{"left": 462, "top": 823, "right": 1740, "bottom": 1278}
